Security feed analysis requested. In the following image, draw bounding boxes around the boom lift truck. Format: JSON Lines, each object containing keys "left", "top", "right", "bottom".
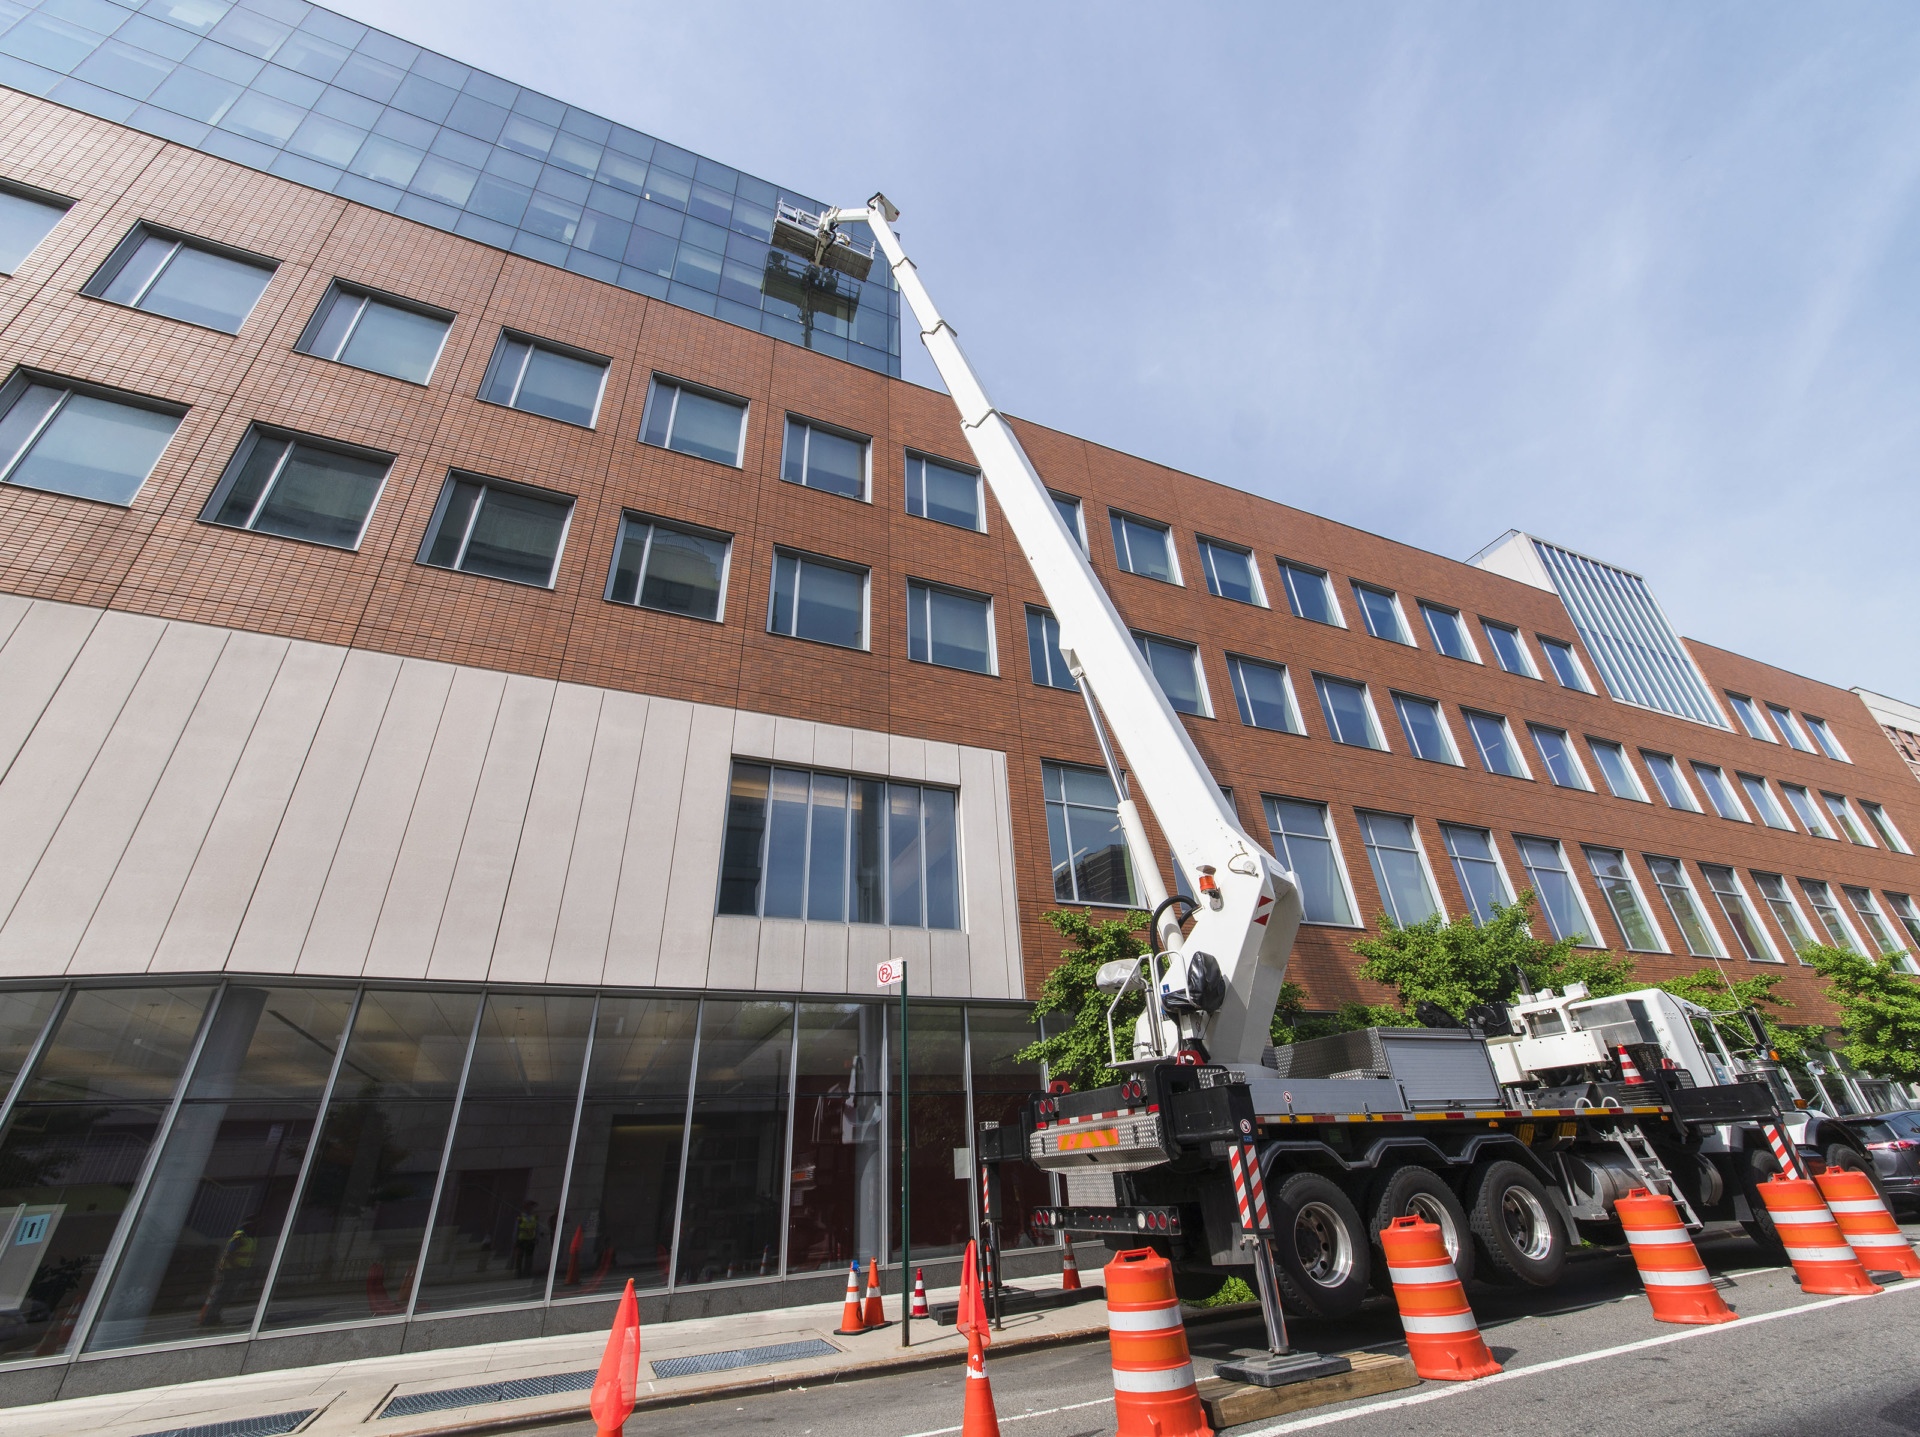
{"left": 771, "top": 198, "right": 1872, "bottom": 1380}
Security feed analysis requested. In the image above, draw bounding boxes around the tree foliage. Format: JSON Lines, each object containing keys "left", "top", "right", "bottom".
{"left": 1016, "top": 908, "right": 1149, "bottom": 1091}
{"left": 1803, "top": 943, "right": 1920, "bottom": 1081}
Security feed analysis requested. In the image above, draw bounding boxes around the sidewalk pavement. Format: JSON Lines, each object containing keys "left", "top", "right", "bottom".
{"left": 2, "top": 1278, "right": 1120, "bottom": 1437}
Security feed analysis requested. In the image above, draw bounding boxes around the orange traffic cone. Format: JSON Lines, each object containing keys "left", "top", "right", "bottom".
{"left": 1616, "top": 1045, "right": 1646, "bottom": 1085}
{"left": 1380, "top": 1215, "right": 1502, "bottom": 1380}
{"left": 863, "top": 1256, "right": 887, "bottom": 1328}
{"left": 835, "top": 1259, "right": 868, "bottom": 1334}
{"left": 1759, "top": 1176, "right": 1882, "bottom": 1295}
{"left": 1060, "top": 1233, "right": 1082, "bottom": 1291}
{"left": 1615, "top": 1188, "right": 1736, "bottom": 1324}
{"left": 911, "top": 1268, "right": 930, "bottom": 1318}
{"left": 589, "top": 1279, "right": 640, "bottom": 1437}
{"left": 957, "top": 1239, "right": 989, "bottom": 1344}
{"left": 1815, "top": 1167, "right": 1920, "bottom": 1278}
{"left": 1104, "top": 1247, "right": 1211, "bottom": 1437}
{"left": 961, "top": 1326, "right": 1001, "bottom": 1437}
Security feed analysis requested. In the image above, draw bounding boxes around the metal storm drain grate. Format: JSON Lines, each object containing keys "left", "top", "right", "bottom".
{"left": 650, "top": 1337, "right": 839, "bottom": 1380}
{"left": 137, "top": 1413, "right": 316, "bottom": 1437}
{"left": 379, "top": 1370, "right": 596, "bottom": 1420}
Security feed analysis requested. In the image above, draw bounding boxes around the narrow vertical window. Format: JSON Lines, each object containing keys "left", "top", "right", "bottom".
{"left": 1198, "top": 537, "right": 1263, "bottom": 604}
{"left": 1753, "top": 872, "right": 1816, "bottom": 956}
{"left": 1264, "top": 798, "right": 1356, "bottom": 925}
{"left": 0, "top": 181, "right": 70, "bottom": 274}
{"left": 1465, "top": 711, "right": 1527, "bottom": 777}
{"left": 1822, "top": 793, "right": 1872, "bottom": 846}
{"left": 1026, "top": 607, "right": 1077, "bottom": 691}
{"left": 1043, "top": 762, "right": 1136, "bottom": 906}
{"left": 1804, "top": 716, "right": 1849, "bottom": 762}
{"left": 1843, "top": 888, "right": 1903, "bottom": 957}
{"left": 1483, "top": 622, "right": 1534, "bottom": 676}
{"left": 1531, "top": 726, "right": 1587, "bottom": 788}
{"left": 1861, "top": 802, "right": 1911, "bottom": 853}
{"left": 1516, "top": 837, "right": 1589, "bottom": 942}
{"left": 1739, "top": 774, "right": 1792, "bottom": 829}
{"left": 1228, "top": 656, "right": 1299, "bottom": 733}
{"left": 1887, "top": 894, "right": 1920, "bottom": 955}
{"left": 1050, "top": 491, "right": 1085, "bottom": 549}
{"left": 1353, "top": 585, "right": 1408, "bottom": 642}
{"left": 1641, "top": 752, "right": 1698, "bottom": 811}
{"left": 1419, "top": 603, "right": 1476, "bottom": 661}
{"left": 1393, "top": 694, "right": 1457, "bottom": 763}
{"left": 1584, "top": 848, "right": 1664, "bottom": 952}
{"left": 1646, "top": 857, "right": 1720, "bottom": 957}
{"left": 1780, "top": 784, "right": 1832, "bottom": 837}
{"left": 1357, "top": 812, "right": 1440, "bottom": 927}
{"left": 1441, "top": 824, "right": 1512, "bottom": 925}
{"left": 1768, "top": 704, "right": 1814, "bottom": 752}
{"left": 1589, "top": 739, "right": 1645, "bottom": 801}
{"left": 1278, "top": 561, "right": 1339, "bottom": 624}
{"left": 1728, "top": 694, "right": 1775, "bottom": 742}
{"left": 1315, "top": 676, "right": 1383, "bottom": 750}
{"left": 1540, "top": 638, "right": 1590, "bottom": 691}
{"left": 1799, "top": 879, "right": 1859, "bottom": 952}
{"left": 1691, "top": 764, "right": 1748, "bottom": 821}
{"left": 1701, "top": 866, "right": 1777, "bottom": 962}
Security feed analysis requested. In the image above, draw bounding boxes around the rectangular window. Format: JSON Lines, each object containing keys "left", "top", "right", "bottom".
{"left": 1804, "top": 715, "right": 1848, "bottom": 762}
{"left": 1517, "top": 836, "right": 1589, "bottom": 942}
{"left": 1358, "top": 812, "right": 1440, "bottom": 927}
{"left": 1265, "top": 798, "right": 1355, "bottom": 925}
{"left": 1843, "top": 887, "right": 1903, "bottom": 957}
{"left": 1419, "top": 602, "right": 1476, "bottom": 661}
{"left": 1483, "top": 622, "right": 1535, "bottom": 676}
{"left": 1540, "top": 637, "right": 1590, "bottom": 691}
{"left": 85, "top": 223, "right": 275, "bottom": 333}
{"left": 1229, "top": 655, "right": 1300, "bottom": 733}
{"left": 1315, "top": 675, "right": 1383, "bottom": 749}
{"left": 1768, "top": 703, "right": 1814, "bottom": 752}
{"left": 201, "top": 427, "right": 390, "bottom": 550}
{"left": 1278, "top": 560, "right": 1339, "bottom": 625}
{"left": 1781, "top": 783, "right": 1832, "bottom": 838}
{"left": 1134, "top": 632, "right": 1209, "bottom": 716}
{"left": 479, "top": 332, "right": 608, "bottom": 427}
{"left": 1889, "top": 893, "right": 1920, "bottom": 951}
{"left": 0, "top": 181, "right": 70, "bottom": 274}
{"left": 1026, "top": 607, "right": 1077, "bottom": 691}
{"left": 1442, "top": 824, "right": 1512, "bottom": 925}
{"left": 1862, "top": 801, "right": 1911, "bottom": 853}
{"left": 908, "top": 580, "right": 994, "bottom": 674}
{"left": 769, "top": 550, "right": 868, "bottom": 650}
{"left": 420, "top": 473, "right": 573, "bottom": 587}
{"left": 718, "top": 762, "right": 960, "bottom": 928}
{"left": 606, "top": 512, "right": 729, "bottom": 621}
{"left": 781, "top": 416, "right": 869, "bottom": 500}
{"left": 1754, "top": 872, "right": 1816, "bottom": 956}
{"left": 1354, "top": 584, "right": 1409, "bottom": 643}
{"left": 1642, "top": 751, "right": 1698, "bottom": 811}
{"left": 1584, "top": 848, "right": 1664, "bottom": 952}
{"left": 641, "top": 377, "right": 748, "bottom": 465}
{"left": 1393, "top": 694, "right": 1457, "bottom": 764}
{"left": 1051, "top": 491, "right": 1085, "bottom": 549}
{"left": 1646, "top": 856, "right": 1719, "bottom": 957}
{"left": 1110, "top": 512, "right": 1178, "bottom": 583}
{"left": 1198, "top": 537, "right": 1263, "bottom": 605}
{"left": 905, "top": 451, "right": 981, "bottom": 530}
{"left": 1589, "top": 739, "right": 1647, "bottom": 801}
{"left": 1702, "top": 865, "right": 1778, "bottom": 962}
{"left": 1531, "top": 726, "right": 1588, "bottom": 789}
{"left": 0, "top": 373, "right": 183, "bottom": 506}
{"left": 1043, "top": 762, "right": 1135, "bottom": 906}
{"left": 1728, "top": 693, "right": 1775, "bottom": 742}
{"left": 1465, "top": 710, "right": 1527, "bottom": 777}
{"left": 1739, "top": 774, "right": 1792, "bottom": 829}
{"left": 1822, "top": 793, "right": 1872, "bottom": 845}
{"left": 1692, "top": 763, "right": 1749, "bottom": 822}
{"left": 1800, "top": 879, "right": 1859, "bottom": 952}
{"left": 296, "top": 282, "right": 451, "bottom": 384}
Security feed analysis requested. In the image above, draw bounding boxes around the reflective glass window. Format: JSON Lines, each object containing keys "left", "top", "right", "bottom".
{"left": 1754, "top": 872, "right": 1817, "bottom": 955}
{"left": 0, "top": 376, "right": 183, "bottom": 506}
{"left": 1781, "top": 784, "right": 1832, "bottom": 838}
{"left": 1823, "top": 793, "right": 1872, "bottom": 846}
{"left": 887, "top": 1004, "right": 968, "bottom": 1263}
{"left": 768, "top": 550, "right": 867, "bottom": 650}
{"left": 1229, "top": 656, "right": 1298, "bottom": 733}
{"left": 201, "top": 427, "right": 390, "bottom": 549}
{"left": 1888, "top": 894, "right": 1920, "bottom": 952}
{"left": 1419, "top": 603, "right": 1474, "bottom": 661}
{"left": 0, "top": 991, "right": 59, "bottom": 1095}
{"left": 1315, "top": 676, "right": 1382, "bottom": 749}
{"left": 1134, "top": 633, "right": 1208, "bottom": 716}
{"left": 1641, "top": 752, "right": 1698, "bottom": 811}
{"left": 1043, "top": 761, "right": 1135, "bottom": 906}
{"left": 787, "top": 1004, "right": 885, "bottom": 1275}
{"left": 1264, "top": 798, "right": 1354, "bottom": 925}
{"left": 1647, "top": 857, "right": 1720, "bottom": 958}
{"left": 420, "top": 473, "right": 572, "bottom": 587}
{"left": 1540, "top": 638, "right": 1589, "bottom": 691}
{"left": 966, "top": 1007, "right": 1051, "bottom": 1250}
{"left": 0, "top": 184, "right": 70, "bottom": 273}
{"left": 1198, "top": 538, "right": 1261, "bottom": 604}
{"left": 86, "top": 225, "right": 275, "bottom": 332}
{"left": 1805, "top": 716, "right": 1848, "bottom": 762}
{"left": 1843, "top": 888, "right": 1903, "bottom": 958}
{"left": 1278, "top": 561, "right": 1337, "bottom": 624}
{"left": 1353, "top": 584, "right": 1406, "bottom": 642}
{"left": 1584, "top": 849, "right": 1663, "bottom": 952}
{"left": 1769, "top": 704, "right": 1815, "bottom": 752}
{"left": 1799, "top": 879, "right": 1858, "bottom": 952}
{"left": 1590, "top": 739, "right": 1645, "bottom": 800}
{"left": 297, "top": 283, "right": 450, "bottom": 383}
{"left": 1531, "top": 726, "right": 1586, "bottom": 789}
{"left": 606, "top": 513, "right": 728, "bottom": 621}
{"left": 1442, "top": 824, "right": 1511, "bottom": 926}
{"left": 1484, "top": 622, "right": 1533, "bottom": 676}
{"left": 905, "top": 453, "right": 981, "bottom": 531}
{"left": 479, "top": 333, "right": 606, "bottom": 426}
{"left": 1049, "top": 491, "right": 1084, "bottom": 549}
{"left": 782, "top": 417, "right": 868, "bottom": 500}
{"left": 1702, "top": 866, "right": 1777, "bottom": 963}
{"left": 1728, "top": 694, "right": 1774, "bottom": 742}
{"left": 1358, "top": 812, "right": 1439, "bottom": 927}
{"left": 1691, "top": 764, "right": 1747, "bottom": 821}
{"left": 677, "top": 1001, "right": 791, "bottom": 1286}
{"left": 1026, "top": 607, "right": 1077, "bottom": 692}
{"left": 1465, "top": 711, "right": 1526, "bottom": 777}
{"left": 1393, "top": 694, "right": 1455, "bottom": 763}
{"left": 1109, "top": 512, "right": 1177, "bottom": 583}
{"left": 1862, "top": 802, "right": 1911, "bottom": 854}
{"left": 1740, "top": 774, "right": 1791, "bottom": 828}
{"left": 1516, "top": 837, "right": 1588, "bottom": 943}
{"left": 640, "top": 378, "right": 746, "bottom": 465}
{"left": 909, "top": 581, "right": 994, "bottom": 675}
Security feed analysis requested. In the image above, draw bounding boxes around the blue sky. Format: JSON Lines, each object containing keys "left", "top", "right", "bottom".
{"left": 341, "top": 1, "right": 1920, "bottom": 703}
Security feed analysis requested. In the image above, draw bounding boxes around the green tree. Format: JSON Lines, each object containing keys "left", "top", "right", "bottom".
{"left": 1016, "top": 908, "right": 1149, "bottom": 1091}
{"left": 1802, "top": 943, "right": 1920, "bottom": 1081}
{"left": 1269, "top": 981, "right": 1395, "bottom": 1048}
{"left": 1652, "top": 966, "right": 1822, "bottom": 1064}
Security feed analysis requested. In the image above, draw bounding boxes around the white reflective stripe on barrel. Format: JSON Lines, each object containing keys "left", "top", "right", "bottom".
{"left": 1111, "top": 1362, "right": 1196, "bottom": 1393}
{"left": 1842, "top": 1231, "right": 1907, "bottom": 1247}
{"left": 1622, "top": 1228, "right": 1693, "bottom": 1246}
{"left": 1638, "top": 1267, "right": 1713, "bottom": 1286}
{"left": 1784, "top": 1246, "right": 1858, "bottom": 1262}
{"left": 1828, "top": 1199, "right": 1889, "bottom": 1214}
{"left": 1387, "top": 1263, "right": 1459, "bottom": 1286}
{"left": 1767, "top": 1208, "right": 1833, "bottom": 1225}
{"left": 1107, "top": 1304, "right": 1183, "bottom": 1332}
{"left": 1398, "top": 1311, "right": 1480, "bottom": 1334}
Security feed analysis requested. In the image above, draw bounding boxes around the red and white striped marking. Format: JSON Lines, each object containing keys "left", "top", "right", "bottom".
{"left": 1616, "top": 1045, "right": 1646, "bottom": 1084}
{"left": 1253, "top": 895, "right": 1274, "bottom": 927}
{"left": 1227, "top": 1142, "right": 1271, "bottom": 1231}
{"left": 1765, "top": 1123, "right": 1803, "bottom": 1179}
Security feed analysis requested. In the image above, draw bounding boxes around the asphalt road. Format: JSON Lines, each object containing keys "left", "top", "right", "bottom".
{"left": 541, "top": 1231, "right": 1920, "bottom": 1437}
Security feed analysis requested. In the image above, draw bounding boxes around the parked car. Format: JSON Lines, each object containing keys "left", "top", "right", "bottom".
{"left": 1849, "top": 1111, "right": 1920, "bottom": 1214}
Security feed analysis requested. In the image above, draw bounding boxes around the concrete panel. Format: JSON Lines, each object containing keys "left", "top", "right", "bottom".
{"left": 0, "top": 594, "right": 28, "bottom": 653}
{"left": 0, "top": 610, "right": 164, "bottom": 935}
{"left": 846, "top": 925, "right": 891, "bottom": 999}
{"left": 732, "top": 709, "right": 776, "bottom": 760}
{"left": 888, "top": 735, "right": 927, "bottom": 782}
{"left": 0, "top": 621, "right": 226, "bottom": 975}
{"left": 850, "top": 727, "right": 889, "bottom": 779}
{"left": 491, "top": 683, "right": 600, "bottom": 983}
{"left": 298, "top": 659, "right": 455, "bottom": 975}
{"left": 771, "top": 716, "right": 814, "bottom": 765}
{"left": 362, "top": 667, "right": 506, "bottom": 979}
{"left": 801, "top": 922, "right": 849, "bottom": 993}
{"left": 811, "top": 722, "right": 854, "bottom": 774}
{"left": 151, "top": 640, "right": 348, "bottom": 973}
{"left": 885, "top": 926, "right": 934, "bottom": 993}
{"left": 931, "top": 928, "right": 973, "bottom": 998}
{"left": 0, "top": 600, "right": 101, "bottom": 782}
{"left": 228, "top": 650, "right": 401, "bottom": 975}
{"left": 706, "top": 914, "right": 760, "bottom": 990}
{"left": 603, "top": 698, "right": 693, "bottom": 987}
{"left": 71, "top": 631, "right": 289, "bottom": 975}
{"left": 653, "top": 704, "right": 735, "bottom": 988}
{"left": 992, "top": 749, "right": 1024, "bottom": 997}
{"left": 546, "top": 689, "right": 647, "bottom": 986}
{"left": 924, "top": 741, "right": 962, "bottom": 787}
{"left": 957, "top": 746, "right": 1008, "bottom": 999}
{"left": 755, "top": 918, "right": 805, "bottom": 991}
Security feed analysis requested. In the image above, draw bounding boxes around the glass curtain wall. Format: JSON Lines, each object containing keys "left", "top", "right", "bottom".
{"left": 787, "top": 1004, "right": 885, "bottom": 1274}
{"left": 964, "top": 1008, "right": 1051, "bottom": 1251}
{"left": 676, "top": 1001, "right": 792, "bottom": 1285}
{"left": 889, "top": 1004, "right": 972, "bottom": 1264}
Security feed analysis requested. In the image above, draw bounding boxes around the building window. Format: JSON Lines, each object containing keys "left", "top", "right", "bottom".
{"left": 1646, "top": 857, "right": 1719, "bottom": 957}
{"left": 781, "top": 416, "right": 869, "bottom": 500}
{"left": 1539, "top": 637, "right": 1590, "bottom": 692}
{"left": 1419, "top": 602, "right": 1476, "bottom": 661}
{"left": 297, "top": 283, "right": 452, "bottom": 384}
{"left": 1315, "top": 676, "right": 1383, "bottom": 750}
{"left": 905, "top": 452, "right": 981, "bottom": 530}
{"left": 1531, "top": 726, "right": 1588, "bottom": 789}
{"left": 1641, "top": 752, "right": 1698, "bottom": 811}
{"left": 0, "top": 373, "right": 183, "bottom": 506}
{"left": 1350, "top": 584, "right": 1407, "bottom": 642}
{"left": 1781, "top": 784, "right": 1832, "bottom": 838}
{"left": 480, "top": 332, "right": 608, "bottom": 427}
{"left": 84, "top": 223, "right": 275, "bottom": 333}
{"left": 1728, "top": 693, "right": 1775, "bottom": 742}
{"left": 1464, "top": 711, "right": 1527, "bottom": 777}
{"left": 1264, "top": 799, "right": 1356, "bottom": 925}
{"left": 1051, "top": 491, "right": 1085, "bottom": 549}
{"left": 1393, "top": 694, "right": 1457, "bottom": 764}
{"left": 1739, "top": 774, "right": 1792, "bottom": 829}
{"left": 1043, "top": 762, "right": 1135, "bottom": 906}
{"left": 1442, "top": 824, "right": 1512, "bottom": 926}
{"left": 606, "top": 513, "right": 730, "bottom": 621}
{"left": 1229, "top": 656, "right": 1300, "bottom": 733}
{"left": 1692, "top": 764, "right": 1748, "bottom": 822}
{"left": 1134, "top": 632, "right": 1209, "bottom": 716}
{"left": 1589, "top": 739, "right": 1646, "bottom": 801}
{"left": 1358, "top": 812, "right": 1440, "bottom": 927}
{"left": 1516, "top": 837, "right": 1589, "bottom": 943}
{"left": 1198, "top": 537, "right": 1263, "bottom": 605}
{"left": 1701, "top": 866, "right": 1778, "bottom": 962}
{"left": 1799, "top": 879, "right": 1859, "bottom": 952}
{"left": 1584, "top": 848, "right": 1664, "bottom": 952}
{"left": 1804, "top": 715, "right": 1848, "bottom": 762}
{"left": 1768, "top": 703, "right": 1814, "bottom": 753}
{"left": 769, "top": 550, "right": 868, "bottom": 650}
{"left": 1483, "top": 622, "right": 1535, "bottom": 676}
{"left": 420, "top": 473, "right": 573, "bottom": 587}
{"left": 1026, "top": 607, "right": 1077, "bottom": 691}
{"left": 1278, "top": 560, "right": 1340, "bottom": 625}
{"left": 718, "top": 763, "right": 959, "bottom": 928}
{"left": 1889, "top": 894, "right": 1920, "bottom": 953}
{"left": 908, "top": 580, "right": 994, "bottom": 675}
{"left": 1822, "top": 793, "right": 1873, "bottom": 846}
{"left": 1843, "top": 887, "right": 1904, "bottom": 958}
{"left": 641, "top": 377, "right": 748, "bottom": 465}
{"left": 201, "top": 427, "right": 391, "bottom": 550}
{"left": 0, "top": 180, "right": 69, "bottom": 274}
{"left": 1109, "top": 512, "right": 1178, "bottom": 583}
{"left": 1753, "top": 872, "right": 1816, "bottom": 956}
{"left": 1862, "top": 801, "right": 1911, "bottom": 854}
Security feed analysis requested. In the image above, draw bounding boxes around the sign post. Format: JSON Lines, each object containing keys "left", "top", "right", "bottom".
{"left": 878, "top": 959, "right": 909, "bottom": 1347}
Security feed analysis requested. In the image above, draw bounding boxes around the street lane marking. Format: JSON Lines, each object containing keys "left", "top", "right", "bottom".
{"left": 896, "top": 1394, "right": 1113, "bottom": 1437}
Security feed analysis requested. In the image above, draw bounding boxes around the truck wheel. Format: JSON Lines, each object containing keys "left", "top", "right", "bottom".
{"left": 1737, "top": 1149, "right": 1786, "bottom": 1261}
{"left": 1369, "top": 1167, "right": 1475, "bottom": 1288}
{"left": 1468, "top": 1160, "right": 1567, "bottom": 1288}
{"left": 1269, "top": 1172, "right": 1372, "bottom": 1319}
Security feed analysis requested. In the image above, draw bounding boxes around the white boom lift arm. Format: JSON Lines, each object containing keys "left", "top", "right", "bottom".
{"left": 798, "top": 195, "right": 1303, "bottom": 1066}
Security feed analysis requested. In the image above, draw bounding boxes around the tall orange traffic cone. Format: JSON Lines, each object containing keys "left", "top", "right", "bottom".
{"left": 835, "top": 1259, "right": 868, "bottom": 1335}
{"left": 961, "top": 1326, "right": 1001, "bottom": 1437}
{"left": 1104, "top": 1247, "right": 1211, "bottom": 1437}
{"left": 1815, "top": 1167, "right": 1920, "bottom": 1278}
{"left": 957, "top": 1240, "right": 989, "bottom": 1344}
{"left": 1380, "top": 1215, "right": 1502, "bottom": 1380}
{"left": 911, "top": 1268, "right": 930, "bottom": 1318}
{"left": 1615, "top": 1188, "right": 1736, "bottom": 1324}
{"left": 1759, "top": 1176, "right": 1882, "bottom": 1295}
{"left": 589, "top": 1279, "right": 640, "bottom": 1437}
{"left": 1616, "top": 1045, "right": 1646, "bottom": 1085}
{"left": 1060, "top": 1233, "right": 1082, "bottom": 1291}
{"left": 863, "top": 1255, "right": 886, "bottom": 1328}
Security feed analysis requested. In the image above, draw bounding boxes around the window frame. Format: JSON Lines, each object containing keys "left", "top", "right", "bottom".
{"left": 1042, "top": 759, "right": 1137, "bottom": 908}
{"left": 294, "top": 280, "right": 454, "bottom": 386}
{"left": 1352, "top": 583, "right": 1410, "bottom": 644}
{"left": 1025, "top": 605, "right": 1077, "bottom": 691}
{"left": 1727, "top": 692, "right": 1776, "bottom": 743}
{"left": 1482, "top": 620, "right": 1538, "bottom": 677}
{"left": 766, "top": 546, "right": 871, "bottom": 652}
{"left": 1861, "top": 801, "right": 1912, "bottom": 854}
{"left": 1887, "top": 893, "right": 1920, "bottom": 960}
{"left": 1754, "top": 871, "right": 1819, "bottom": 960}
{"left": 1441, "top": 822, "right": 1518, "bottom": 927}
{"left": 478, "top": 329, "right": 611, "bottom": 429}
{"left": 0, "top": 368, "right": 187, "bottom": 508}
{"left": 1738, "top": 773, "right": 1792, "bottom": 829}
{"left": 906, "top": 577, "right": 997, "bottom": 676}
{"left": 1539, "top": 636, "right": 1592, "bottom": 692}
{"left": 1108, "top": 509, "right": 1182, "bottom": 584}
{"left": 638, "top": 373, "right": 749, "bottom": 467}
{"left": 1767, "top": 703, "right": 1815, "bottom": 753}
{"left": 1582, "top": 846, "right": 1668, "bottom": 954}
{"left": 1277, "top": 559, "right": 1344, "bottom": 626}
{"left": 603, "top": 510, "right": 733, "bottom": 623}
{"left": 1799, "top": 877, "right": 1865, "bottom": 953}
{"left": 1264, "top": 796, "right": 1361, "bottom": 927}
{"left": 1804, "top": 715, "right": 1849, "bottom": 762}
{"left": 1196, "top": 535, "right": 1267, "bottom": 607}
{"left": 1313, "top": 673, "right": 1387, "bottom": 751}
{"left": 1515, "top": 834, "right": 1597, "bottom": 945}
{"left": 81, "top": 221, "right": 279, "bottom": 335}
{"left": 1842, "top": 886, "right": 1904, "bottom": 959}
{"left": 1642, "top": 855, "right": 1722, "bottom": 958}
{"left": 1640, "top": 751, "right": 1700, "bottom": 812}
{"left": 1391, "top": 691, "right": 1461, "bottom": 765}
{"left": 1691, "top": 762, "right": 1750, "bottom": 823}
{"left": 0, "top": 177, "right": 73, "bottom": 275}
{"left": 1049, "top": 490, "right": 1086, "bottom": 550}
{"left": 779, "top": 413, "right": 872, "bottom": 503}
{"left": 903, "top": 448, "right": 983, "bottom": 531}
{"left": 1530, "top": 724, "right": 1591, "bottom": 790}
{"left": 1133, "top": 630, "right": 1212, "bottom": 718}
{"left": 416, "top": 470, "right": 576, "bottom": 589}
{"left": 1780, "top": 783, "right": 1833, "bottom": 838}
{"left": 1227, "top": 654, "right": 1302, "bottom": 734}
{"left": 1822, "top": 792, "right": 1874, "bottom": 846}
{"left": 1587, "top": 738, "right": 1648, "bottom": 802}
{"left": 199, "top": 423, "right": 394, "bottom": 552}
{"left": 1701, "top": 864, "right": 1781, "bottom": 963}
{"left": 1418, "top": 601, "right": 1480, "bottom": 663}
{"left": 1356, "top": 810, "right": 1446, "bottom": 928}
{"left": 1463, "top": 709, "right": 1530, "bottom": 779}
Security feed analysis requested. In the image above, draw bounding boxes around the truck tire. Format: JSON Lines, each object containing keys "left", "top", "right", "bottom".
{"left": 1269, "top": 1172, "right": 1372, "bottom": 1319}
{"left": 1369, "top": 1166, "right": 1475, "bottom": 1288}
{"left": 1737, "top": 1149, "right": 1786, "bottom": 1261}
{"left": 1468, "top": 1160, "right": 1568, "bottom": 1288}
